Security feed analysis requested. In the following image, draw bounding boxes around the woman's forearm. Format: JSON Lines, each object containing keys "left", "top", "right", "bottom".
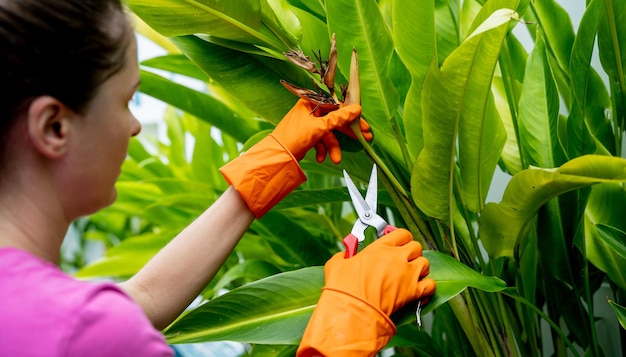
{"left": 118, "top": 186, "right": 255, "bottom": 330}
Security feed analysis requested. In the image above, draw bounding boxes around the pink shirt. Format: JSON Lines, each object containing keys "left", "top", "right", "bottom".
{"left": 0, "top": 248, "right": 173, "bottom": 356}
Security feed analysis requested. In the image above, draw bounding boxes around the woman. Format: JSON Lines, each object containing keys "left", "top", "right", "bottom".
{"left": 0, "top": 1, "right": 435, "bottom": 356}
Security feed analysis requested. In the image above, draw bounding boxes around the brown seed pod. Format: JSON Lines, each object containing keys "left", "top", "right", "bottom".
{"left": 344, "top": 48, "right": 360, "bottom": 106}
{"left": 284, "top": 48, "right": 319, "bottom": 74}
{"left": 324, "top": 33, "right": 338, "bottom": 95}
{"left": 280, "top": 80, "right": 340, "bottom": 110}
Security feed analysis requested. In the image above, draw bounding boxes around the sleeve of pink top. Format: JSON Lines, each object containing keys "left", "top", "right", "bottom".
{"left": 63, "top": 285, "right": 174, "bottom": 357}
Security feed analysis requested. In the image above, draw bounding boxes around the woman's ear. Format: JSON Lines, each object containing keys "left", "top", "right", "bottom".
{"left": 26, "top": 96, "right": 72, "bottom": 159}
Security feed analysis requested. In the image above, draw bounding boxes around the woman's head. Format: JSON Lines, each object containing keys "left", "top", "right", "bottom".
{"left": 0, "top": 0, "right": 131, "bottom": 147}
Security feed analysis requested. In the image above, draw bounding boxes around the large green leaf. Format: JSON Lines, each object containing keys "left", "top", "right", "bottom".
{"left": 252, "top": 211, "right": 336, "bottom": 268}
{"left": 411, "top": 9, "right": 516, "bottom": 221}
{"left": 598, "top": 0, "right": 626, "bottom": 134}
{"left": 608, "top": 300, "right": 626, "bottom": 331}
{"left": 139, "top": 69, "right": 266, "bottom": 142}
{"left": 164, "top": 266, "right": 324, "bottom": 345}
{"left": 128, "top": 0, "right": 284, "bottom": 50}
{"left": 420, "top": 251, "right": 506, "bottom": 314}
{"left": 393, "top": 0, "right": 436, "bottom": 159}
{"left": 170, "top": 35, "right": 296, "bottom": 123}
{"left": 528, "top": 0, "right": 575, "bottom": 107}
{"left": 584, "top": 182, "right": 626, "bottom": 290}
{"left": 163, "top": 250, "right": 505, "bottom": 345}
{"left": 517, "top": 33, "right": 566, "bottom": 168}
{"left": 75, "top": 230, "right": 176, "bottom": 279}
{"left": 481, "top": 155, "right": 626, "bottom": 258}
{"left": 586, "top": 224, "right": 626, "bottom": 290}
{"left": 568, "top": 0, "right": 612, "bottom": 157}
{"left": 326, "top": 0, "right": 402, "bottom": 163}
{"left": 597, "top": 0, "right": 626, "bottom": 99}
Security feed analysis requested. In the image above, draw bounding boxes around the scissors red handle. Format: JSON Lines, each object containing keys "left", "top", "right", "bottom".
{"left": 342, "top": 234, "right": 359, "bottom": 258}
{"left": 342, "top": 225, "right": 397, "bottom": 258}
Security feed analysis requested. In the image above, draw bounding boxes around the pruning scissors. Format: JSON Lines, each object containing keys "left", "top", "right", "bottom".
{"left": 342, "top": 164, "right": 396, "bottom": 258}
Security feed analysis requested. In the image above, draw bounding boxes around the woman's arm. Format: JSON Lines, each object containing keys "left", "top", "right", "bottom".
{"left": 118, "top": 186, "right": 254, "bottom": 330}
{"left": 119, "top": 101, "right": 366, "bottom": 330}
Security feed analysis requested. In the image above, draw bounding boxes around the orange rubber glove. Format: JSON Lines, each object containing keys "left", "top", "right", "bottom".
{"left": 220, "top": 99, "right": 370, "bottom": 218}
{"left": 297, "top": 229, "right": 436, "bottom": 357}
{"left": 271, "top": 99, "right": 372, "bottom": 164}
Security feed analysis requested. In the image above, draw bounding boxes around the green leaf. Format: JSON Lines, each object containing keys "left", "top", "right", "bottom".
{"left": 530, "top": 0, "right": 575, "bottom": 106}
{"left": 262, "top": 0, "right": 302, "bottom": 48}
{"left": 139, "top": 69, "right": 265, "bottom": 142}
{"left": 421, "top": 251, "right": 507, "bottom": 313}
{"left": 412, "top": 10, "right": 516, "bottom": 221}
{"left": 608, "top": 300, "right": 626, "bottom": 330}
{"left": 326, "top": 0, "right": 402, "bottom": 163}
{"left": 170, "top": 35, "right": 296, "bottom": 124}
{"left": 597, "top": 0, "right": 626, "bottom": 97}
{"left": 517, "top": 34, "right": 566, "bottom": 168}
{"left": 252, "top": 211, "right": 335, "bottom": 267}
{"left": 598, "top": 0, "right": 626, "bottom": 136}
{"left": 584, "top": 182, "right": 626, "bottom": 289}
{"left": 586, "top": 224, "right": 626, "bottom": 290}
{"left": 128, "top": 0, "right": 283, "bottom": 50}
{"left": 141, "top": 54, "right": 209, "bottom": 81}
{"left": 568, "top": 0, "right": 612, "bottom": 157}
{"left": 249, "top": 344, "right": 298, "bottom": 357}
{"left": 212, "top": 259, "right": 282, "bottom": 293}
{"left": 480, "top": 155, "right": 626, "bottom": 258}
{"left": 393, "top": 0, "right": 436, "bottom": 159}
{"left": 75, "top": 230, "right": 176, "bottom": 279}
{"left": 164, "top": 267, "right": 324, "bottom": 344}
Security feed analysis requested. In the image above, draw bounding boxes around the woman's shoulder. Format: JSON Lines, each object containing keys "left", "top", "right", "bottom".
{"left": 0, "top": 247, "right": 173, "bottom": 356}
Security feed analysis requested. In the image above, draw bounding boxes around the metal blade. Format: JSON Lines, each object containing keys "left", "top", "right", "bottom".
{"left": 342, "top": 169, "right": 371, "bottom": 218}
{"left": 364, "top": 164, "right": 378, "bottom": 214}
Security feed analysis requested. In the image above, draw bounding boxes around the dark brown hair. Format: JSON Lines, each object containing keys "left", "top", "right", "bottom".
{"left": 0, "top": 0, "right": 130, "bottom": 145}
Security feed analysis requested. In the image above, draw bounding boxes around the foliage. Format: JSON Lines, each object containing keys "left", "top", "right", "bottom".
{"left": 76, "top": 0, "right": 626, "bottom": 355}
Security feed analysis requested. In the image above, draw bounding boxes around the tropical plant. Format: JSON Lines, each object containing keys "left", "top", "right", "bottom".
{"left": 75, "top": 0, "right": 626, "bottom": 355}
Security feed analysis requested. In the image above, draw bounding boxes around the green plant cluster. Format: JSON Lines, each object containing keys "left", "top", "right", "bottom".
{"left": 73, "top": 0, "right": 626, "bottom": 356}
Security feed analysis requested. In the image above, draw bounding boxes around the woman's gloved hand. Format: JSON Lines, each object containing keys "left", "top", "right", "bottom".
{"left": 297, "top": 229, "right": 436, "bottom": 357}
{"left": 220, "top": 99, "right": 371, "bottom": 218}
{"left": 271, "top": 99, "right": 372, "bottom": 164}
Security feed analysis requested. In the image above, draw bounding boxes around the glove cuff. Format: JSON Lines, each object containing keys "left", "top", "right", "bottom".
{"left": 297, "top": 287, "right": 396, "bottom": 357}
{"left": 219, "top": 135, "right": 307, "bottom": 218}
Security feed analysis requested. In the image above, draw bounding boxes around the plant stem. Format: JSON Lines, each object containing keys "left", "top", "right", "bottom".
{"left": 579, "top": 219, "right": 600, "bottom": 356}
{"left": 502, "top": 288, "right": 581, "bottom": 357}
{"left": 350, "top": 120, "right": 435, "bottom": 247}
{"left": 448, "top": 293, "right": 495, "bottom": 357}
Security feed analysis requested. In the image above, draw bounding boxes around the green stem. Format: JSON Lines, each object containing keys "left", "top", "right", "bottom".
{"left": 502, "top": 288, "right": 581, "bottom": 357}
{"left": 448, "top": 294, "right": 495, "bottom": 357}
{"left": 389, "top": 114, "right": 414, "bottom": 173}
{"left": 580, "top": 219, "right": 600, "bottom": 356}
{"left": 469, "top": 290, "right": 502, "bottom": 356}
{"left": 350, "top": 120, "right": 435, "bottom": 247}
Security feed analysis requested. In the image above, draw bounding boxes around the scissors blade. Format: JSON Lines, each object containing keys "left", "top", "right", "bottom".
{"left": 365, "top": 164, "right": 378, "bottom": 214}
{"left": 343, "top": 169, "right": 371, "bottom": 218}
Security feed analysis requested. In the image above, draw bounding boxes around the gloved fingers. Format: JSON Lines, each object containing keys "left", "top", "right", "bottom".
{"left": 287, "top": 99, "right": 316, "bottom": 116}
{"left": 410, "top": 255, "right": 431, "bottom": 278}
{"left": 404, "top": 240, "right": 424, "bottom": 261}
{"left": 320, "top": 133, "right": 342, "bottom": 164}
{"left": 323, "top": 104, "right": 362, "bottom": 129}
{"left": 314, "top": 142, "right": 327, "bottom": 163}
{"left": 371, "top": 228, "right": 413, "bottom": 248}
{"left": 360, "top": 118, "right": 373, "bottom": 141}
{"left": 415, "top": 277, "right": 437, "bottom": 299}
{"left": 335, "top": 117, "right": 373, "bottom": 141}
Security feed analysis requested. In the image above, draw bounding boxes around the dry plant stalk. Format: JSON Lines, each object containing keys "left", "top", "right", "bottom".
{"left": 281, "top": 33, "right": 359, "bottom": 111}
{"left": 343, "top": 49, "right": 359, "bottom": 106}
